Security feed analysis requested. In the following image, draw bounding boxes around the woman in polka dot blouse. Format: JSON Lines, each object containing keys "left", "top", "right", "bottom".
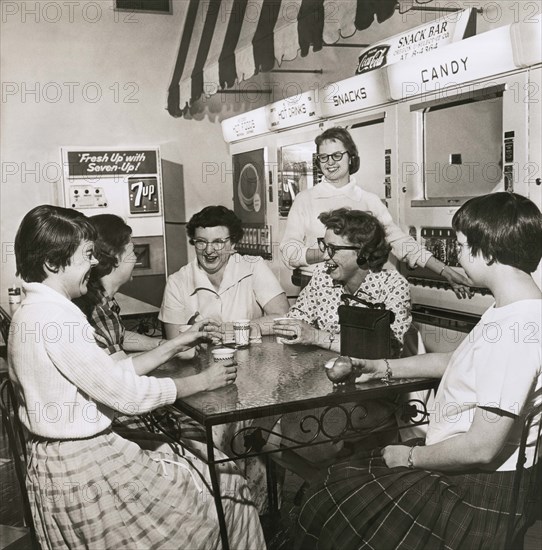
{"left": 273, "top": 208, "right": 411, "bottom": 357}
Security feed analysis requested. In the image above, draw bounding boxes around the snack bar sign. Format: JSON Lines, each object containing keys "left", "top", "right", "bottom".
{"left": 355, "top": 8, "right": 476, "bottom": 74}
{"left": 67, "top": 150, "right": 158, "bottom": 177}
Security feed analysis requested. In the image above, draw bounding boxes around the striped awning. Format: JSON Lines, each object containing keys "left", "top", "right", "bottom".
{"left": 167, "top": 0, "right": 435, "bottom": 117}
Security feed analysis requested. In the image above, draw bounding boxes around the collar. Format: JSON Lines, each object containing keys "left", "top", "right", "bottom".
{"left": 188, "top": 253, "right": 252, "bottom": 296}
{"left": 314, "top": 176, "right": 363, "bottom": 200}
{"left": 21, "top": 282, "right": 88, "bottom": 320}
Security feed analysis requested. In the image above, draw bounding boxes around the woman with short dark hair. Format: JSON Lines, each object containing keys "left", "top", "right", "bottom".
{"left": 297, "top": 193, "right": 542, "bottom": 549}
{"left": 75, "top": 213, "right": 164, "bottom": 355}
{"left": 160, "top": 204, "right": 289, "bottom": 338}
{"left": 8, "top": 204, "right": 265, "bottom": 550}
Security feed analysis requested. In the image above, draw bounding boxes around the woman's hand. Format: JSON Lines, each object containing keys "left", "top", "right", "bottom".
{"left": 172, "top": 319, "right": 222, "bottom": 351}
{"left": 442, "top": 266, "right": 475, "bottom": 300}
{"left": 274, "top": 319, "right": 318, "bottom": 346}
{"left": 202, "top": 361, "right": 237, "bottom": 391}
{"left": 350, "top": 358, "right": 386, "bottom": 380}
{"left": 382, "top": 444, "right": 411, "bottom": 468}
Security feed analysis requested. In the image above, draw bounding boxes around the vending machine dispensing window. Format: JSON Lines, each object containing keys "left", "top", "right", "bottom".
{"left": 412, "top": 85, "right": 505, "bottom": 206}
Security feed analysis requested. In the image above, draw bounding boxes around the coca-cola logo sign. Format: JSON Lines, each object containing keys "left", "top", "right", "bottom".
{"left": 356, "top": 45, "right": 390, "bottom": 74}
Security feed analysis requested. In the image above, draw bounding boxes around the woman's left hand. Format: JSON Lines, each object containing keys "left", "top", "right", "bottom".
{"left": 274, "top": 319, "right": 317, "bottom": 346}
{"left": 382, "top": 444, "right": 411, "bottom": 468}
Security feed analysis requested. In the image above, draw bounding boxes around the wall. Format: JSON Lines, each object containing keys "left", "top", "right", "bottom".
{"left": 0, "top": 0, "right": 269, "bottom": 295}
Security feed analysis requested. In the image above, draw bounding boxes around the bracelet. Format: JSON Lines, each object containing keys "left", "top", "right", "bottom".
{"left": 438, "top": 264, "right": 447, "bottom": 277}
{"left": 380, "top": 358, "right": 392, "bottom": 384}
{"left": 407, "top": 445, "right": 417, "bottom": 469}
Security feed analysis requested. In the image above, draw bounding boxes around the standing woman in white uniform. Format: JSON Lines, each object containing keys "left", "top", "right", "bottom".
{"left": 280, "top": 126, "right": 473, "bottom": 298}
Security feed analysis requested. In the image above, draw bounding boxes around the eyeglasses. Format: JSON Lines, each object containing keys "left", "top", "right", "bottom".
{"left": 315, "top": 151, "right": 349, "bottom": 163}
{"left": 317, "top": 237, "right": 360, "bottom": 259}
{"left": 190, "top": 237, "right": 231, "bottom": 250}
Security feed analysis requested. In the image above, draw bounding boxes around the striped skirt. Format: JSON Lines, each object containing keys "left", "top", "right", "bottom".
{"left": 26, "top": 431, "right": 266, "bottom": 550}
{"left": 296, "top": 448, "right": 531, "bottom": 550}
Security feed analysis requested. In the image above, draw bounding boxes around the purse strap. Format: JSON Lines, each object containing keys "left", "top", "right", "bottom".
{"left": 341, "top": 293, "right": 387, "bottom": 310}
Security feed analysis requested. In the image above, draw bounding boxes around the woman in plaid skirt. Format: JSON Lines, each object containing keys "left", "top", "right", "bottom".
{"left": 298, "top": 192, "right": 542, "bottom": 550}
{"left": 9, "top": 205, "right": 266, "bottom": 549}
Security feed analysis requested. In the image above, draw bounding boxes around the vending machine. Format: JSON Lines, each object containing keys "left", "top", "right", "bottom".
{"left": 61, "top": 147, "right": 166, "bottom": 306}
{"left": 221, "top": 12, "right": 542, "bottom": 349}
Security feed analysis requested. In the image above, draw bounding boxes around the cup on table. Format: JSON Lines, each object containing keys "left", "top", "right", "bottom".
{"left": 211, "top": 347, "right": 236, "bottom": 364}
{"left": 273, "top": 317, "right": 296, "bottom": 344}
{"left": 233, "top": 319, "right": 251, "bottom": 348}
{"left": 222, "top": 322, "right": 235, "bottom": 345}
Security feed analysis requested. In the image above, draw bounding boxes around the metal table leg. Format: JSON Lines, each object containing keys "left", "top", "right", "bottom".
{"left": 206, "top": 425, "right": 230, "bottom": 550}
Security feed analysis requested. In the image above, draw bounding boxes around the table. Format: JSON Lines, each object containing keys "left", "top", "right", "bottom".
{"left": 155, "top": 337, "right": 439, "bottom": 550}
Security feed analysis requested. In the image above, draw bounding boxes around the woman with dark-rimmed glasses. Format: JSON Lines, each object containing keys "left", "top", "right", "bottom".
{"left": 274, "top": 207, "right": 411, "bottom": 357}
{"left": 160, "top": 205, "right": 289, "bottom": 339}
{"left": 279, "top": 126, "right": 473, "bottom": 298}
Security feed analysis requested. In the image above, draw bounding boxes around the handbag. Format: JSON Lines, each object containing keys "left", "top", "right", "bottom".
{"left": 338, "top": 294, "right": 395, "bottom": 359}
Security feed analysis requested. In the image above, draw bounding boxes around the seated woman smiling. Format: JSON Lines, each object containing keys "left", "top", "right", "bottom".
{"left": 274, "top": 208, "right": 411, "bottom": 356}
{"left": 160, "top": 205, "right": 289, "bottom": 337}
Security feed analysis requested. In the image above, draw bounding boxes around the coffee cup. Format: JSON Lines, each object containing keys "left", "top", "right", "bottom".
{"left": 211, "top": 347, "right": 236, "bottom": 363}
{"left": 233, "top": 319, "right": 250, "bottom": 348}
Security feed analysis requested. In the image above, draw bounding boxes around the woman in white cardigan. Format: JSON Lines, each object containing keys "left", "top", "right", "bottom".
{"left": 279, "top": 126, "right": 473, "bottom": 298}
{"left": 8, "top": 205, "right": 265, "bottom": 550}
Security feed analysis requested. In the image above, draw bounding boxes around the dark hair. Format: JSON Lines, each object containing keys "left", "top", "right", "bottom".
{"left": 319, "top": 208, "right": 390, "bottom": 271}
{"left": 186, "top": 205, "right": 244, "bottom": 244}
{"left": 452, "top": 192, "right": 542, "bottom": 274}
{"left": 73, "top": 215, "right": 133, "bottom": 316}
{"left": 315, "top": 127, "right": 360, "bottom": 175}
{"left": 15, "top": 205, "right": 96, "bottom": 283}
{"left": 88, "top": 214, "right": 133, "bottom": 280}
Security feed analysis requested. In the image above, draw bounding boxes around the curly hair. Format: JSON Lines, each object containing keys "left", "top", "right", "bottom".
{"left": 319, "top": 208, "right": 390, "bottom": 271}
{"left": 186, "top": 205, "right": 244, "bottom": 244}
{"left": 15, "top": 205, "right": 96, "bottom": 283}
{"left": 452, "top": 192, "right": 542, "bottom": 274}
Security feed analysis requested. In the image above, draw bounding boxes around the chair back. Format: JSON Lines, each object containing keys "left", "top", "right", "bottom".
{"left": 0, "top": 378, "right": 39, "bottom": 548}
{"left": 505, "top": 399, "right": 542, "bottom": 548}
{"left": 0, "top": 306, "right": 10, "bottom": 359}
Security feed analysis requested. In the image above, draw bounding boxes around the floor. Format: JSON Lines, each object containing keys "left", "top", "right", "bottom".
{"left": 1, "top": 424, "right": 541, "bottom": 550}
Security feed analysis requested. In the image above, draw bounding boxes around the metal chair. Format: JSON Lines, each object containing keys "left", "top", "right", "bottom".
{"left": 505, "top": 400, "right": 542, "bottom": 549}
{"left": 0, "top": 378, "right": 40, "bottom": 549}
{"left": 0, "top": 306, "right": 10, "bottom": 362}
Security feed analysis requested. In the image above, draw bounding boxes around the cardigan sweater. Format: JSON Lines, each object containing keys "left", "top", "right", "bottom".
{"left": 8, "top": 283, "right": 176, "bottom": 439}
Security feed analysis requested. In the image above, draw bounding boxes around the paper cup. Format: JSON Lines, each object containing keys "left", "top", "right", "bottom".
{"left": 211, "top": 347, "right": 235, "bottom": 363}
{"left": 233, "top": 319, "right": 250, "bottom": 347}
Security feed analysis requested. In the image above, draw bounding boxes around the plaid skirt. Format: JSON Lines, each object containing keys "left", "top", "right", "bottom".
{"left": 26, "top": 431, "right": 266, "bottom": 550}
{"left": 296, "top": 448, "right": 531, "bottom": 550}
{"left": 152, "top": 407, "right": 275, "bottom": 514}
